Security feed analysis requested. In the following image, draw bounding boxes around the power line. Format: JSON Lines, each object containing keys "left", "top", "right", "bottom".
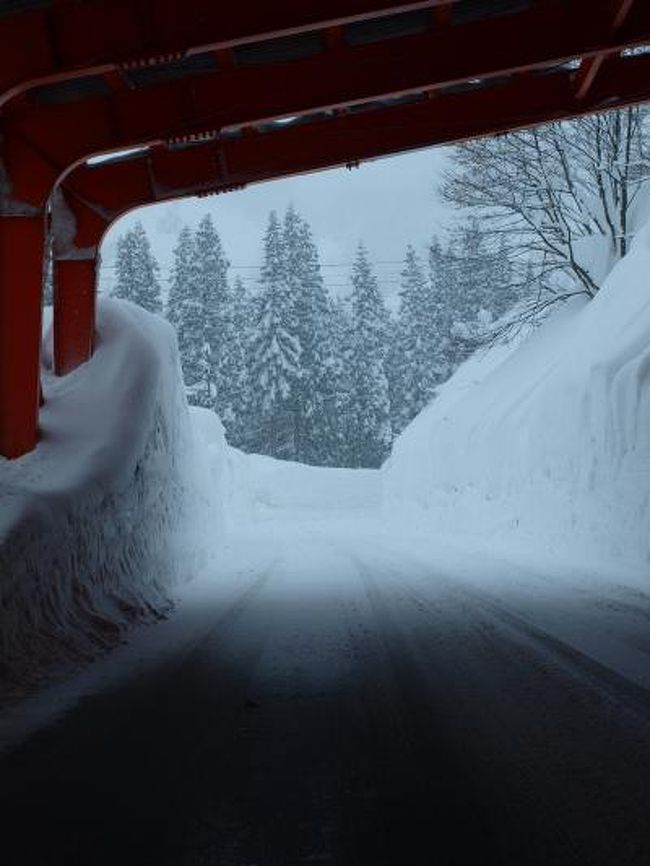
{"left": 99, "top": 260, "right": 409, "bottom": 271}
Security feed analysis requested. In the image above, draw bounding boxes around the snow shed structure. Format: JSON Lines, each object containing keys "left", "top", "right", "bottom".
{"left": 1, "top": 0, "right": 650, "bottom": 458}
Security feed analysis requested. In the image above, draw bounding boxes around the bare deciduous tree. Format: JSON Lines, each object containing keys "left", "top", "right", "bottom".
{"left": 442, "top": 106, "right": 650, "bottom": 324}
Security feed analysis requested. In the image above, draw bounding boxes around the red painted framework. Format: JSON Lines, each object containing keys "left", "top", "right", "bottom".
{"left": 0, "top": 0, "right": 649, "bottom": 457}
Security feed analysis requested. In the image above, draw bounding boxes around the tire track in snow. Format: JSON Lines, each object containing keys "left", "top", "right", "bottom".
{"left": 346, "top": 543, "right": 650, "bottom": 865}
{"left": 402, "top": 569, "right": 650, "bottom": 726}
{"left": 347, "top": 555, "right": 504, "bottom": 865}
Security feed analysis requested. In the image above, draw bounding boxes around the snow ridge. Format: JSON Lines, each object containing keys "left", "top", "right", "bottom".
{"left": 383, "top": 222, "right": 650, "bottom": 574}
{"left": 0, "top": 299, "right": 207, "bottom": 698}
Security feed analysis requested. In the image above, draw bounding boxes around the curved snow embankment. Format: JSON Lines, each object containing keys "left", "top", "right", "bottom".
{"left": 0, "top": 299, "right": 220, "bottom": 698}
{"left": 384, "top": 224, "right": 650, "bottom": 574}
{"left": 200, "top": 447, "right": 381, "bottom": 525}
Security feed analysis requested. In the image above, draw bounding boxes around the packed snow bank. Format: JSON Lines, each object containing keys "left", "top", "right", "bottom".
{"left": 223, "top": 450, "right": 381, "bottom": 524}
{"left": 0, "top": 299, "right": 216, "bottom": 698}
{"left": 190, "top": 417, "right": 382, "bottom": 526}
{"left": 384, "top": 223, "right": 650, "bottom": 575}
{"left": 186, "top": 405, "right": 382, "bottom": 526}
{"left": 187, "top": 405, "right": 230, "bottom": 536}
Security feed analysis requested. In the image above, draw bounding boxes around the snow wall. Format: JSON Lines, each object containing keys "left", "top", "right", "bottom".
{"left": 0, "top": 299, "right": 224, "bottom": 696}
{"left": 383, "top": 223, "right": 650, "bottom": 574}
{"left": 217, "top": 450, "right": 381, "bottom": 524}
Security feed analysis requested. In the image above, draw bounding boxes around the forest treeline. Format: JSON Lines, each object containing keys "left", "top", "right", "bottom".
{"left": 110, "top": 106, "right": 649, "bottom": 467}
{"left": 111, "top": 209, "right": 516, "bottom": 467}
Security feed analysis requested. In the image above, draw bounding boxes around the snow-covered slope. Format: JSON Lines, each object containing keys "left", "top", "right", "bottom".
{"left": 0, "top": 299, "right": 217, "bottom": 697}
{"left": 214, "top": 448, "right": 381, "bottom": 525}
{"left": 383, "top": 223, "right": 650, "bottom": 575}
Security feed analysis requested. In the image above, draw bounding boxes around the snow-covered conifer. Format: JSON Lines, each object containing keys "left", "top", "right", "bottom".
{"left": 112, "top": 222, "right": 162, "bottom": 313}
{"left": 166, "top": 226, "right": 195, "bottom": 330}
{"left": 347, "top": 243, "right": 392, "bottom": 467}
{"left": 327, "top": 296, "right": 355, "bottom": 466}
{"left": 390, "top": 245, "right": 440, "bottom": 433}
{"left": 248, "top": 211, "right": 301, "bottom": 459}
{"left": 283, "top": 206, "right": 340, "bottom": 465}
{"left": 428, "top": 234, "right": 460, "bottom": 382}
{"left": 218, "top": 275, "right": 251, "bottom": 447}
{"left": 166, "top": 226, "right": 206, "bottom": 395}
{"left": 194, "top": 214, "right": 231, "bottom": 415}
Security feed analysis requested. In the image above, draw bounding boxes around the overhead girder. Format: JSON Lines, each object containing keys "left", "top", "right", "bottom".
{"left": 2, "top": 0, "right": 650, "bottom": 457}
{"left": 575, "top": 0, "right": 640, "bottom": 101}
{"left": 0, "top": 4, "right": 470, "bottom": 453}
{"left": 0, "top": 0, "right": 447, "bottom": 104}
{"left": 49, "top": 49, "right": 650, "bottom": 380}
{"left": 62, "top": 50, "right": 650, "bottom": 223}
{"left": 5, "top": 0, "right": 650, "bottom": 212}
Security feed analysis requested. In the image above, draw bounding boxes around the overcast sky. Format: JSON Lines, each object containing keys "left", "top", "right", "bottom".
{"left": 100, "top": 145, "right": 453, "bottom": 308}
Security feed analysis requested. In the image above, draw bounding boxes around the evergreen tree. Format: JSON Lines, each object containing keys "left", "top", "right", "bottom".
{"left": 449, "top": 219, "right": 486, "bottom": 326}
{"left": 447, "top": 219, "right": 520, "bottom": 356}
{"left": 248, "top": 211, "right": 301, "bottom": 459}
{"left": 390, "top": 245, "right": 440, "bottom": 434}
{"left": 166, "top": 226, "right": 195, "bottom": 330}
{"left": 194, "top": 214, "right": 232, "bottom": 415}
{"left": 426, "top": 222, "right": 524, "bottom": 392}
{"left": 112, "top": 222, "right": 162, "bottom": 313}
{"left": 166, "top": 226, "right": 206, "bottom": 397}
{"left": 490, "top": 236, "right": 519, "bottom": 320}
{"left": 428, "top": 234, "right": 460, "bottom": 382}
{"left": 327, "top": 296, "right": 356, "bottom": 466}
{"left": 347, "top": 243, "right": 392, "bottom": 467}
{"left": 219, "top": 275, "right": 251, "bottom": 446}
{"left": 283, "top": 206, "right": 340, "bottom": 465}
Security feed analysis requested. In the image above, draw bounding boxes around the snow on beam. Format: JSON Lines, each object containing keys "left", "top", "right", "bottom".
{"left": 0, "top": 0, "right": 444, "bottom": 104}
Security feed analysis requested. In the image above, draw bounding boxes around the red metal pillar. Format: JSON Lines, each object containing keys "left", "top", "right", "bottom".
{"left": 50, "top": 190, "right": 107, "bottom": 377}
{"left": 0, "top": 214, "right": 46, "bottom": 458}
{"left": 0, "top": 133, "right": 58, "bottom": 458}
{"left": 53, "top": 258, "right": 97, "bottom": 376}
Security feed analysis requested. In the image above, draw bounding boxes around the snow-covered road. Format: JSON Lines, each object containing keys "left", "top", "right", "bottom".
{"left": 3, "top": 518, "right": 650, "bottom": 865}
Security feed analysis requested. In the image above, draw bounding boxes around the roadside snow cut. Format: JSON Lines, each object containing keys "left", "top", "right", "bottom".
{"left": 384, "top": 220, "right": 650, "bottom": 576}
{"left": 0, "top": 299, "right": 214, "bottom": 699}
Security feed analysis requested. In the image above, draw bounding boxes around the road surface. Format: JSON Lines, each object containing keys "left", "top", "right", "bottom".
{"left": 2, "top": 518, "right": 650, "bottom": 865}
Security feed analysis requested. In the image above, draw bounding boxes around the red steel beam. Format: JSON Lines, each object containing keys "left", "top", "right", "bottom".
{"left": 51, "top": 50, "right": 650, "bottom": 381}
{"left": 6, "top": 0, "right": 650, "bottom": 207}
{"left": 0, "top": 215, "right": 45, "bottom": 458}
{"left": 63, "top": 51, "right": 650, "bottom": 221}
{"left": 0, "top": 6, "right": 478, "bottom": 452}
{"left": 0, "top": 0, "right": 445, "bottom": 104}
{"left": 52, "top": 46, "right": 650, "bottom": 381}
{"left": 0, "top": 133, "right": 60, "bottom": 457}
{"left": 4, "top": 1, "right": 650, "bottom": 455}
{"left": 50, "top": 192, "right": 108, "bottom": 375}
{"left": 611, "top": 0, "right": 639, "bottom": 29}
{"left": 575, "top": 0, "right": 640, "bottom": 101}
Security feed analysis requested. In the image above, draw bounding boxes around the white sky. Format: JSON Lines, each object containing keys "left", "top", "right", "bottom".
{"left": 99, "top": 145, "right": 453, "bottom": 309}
